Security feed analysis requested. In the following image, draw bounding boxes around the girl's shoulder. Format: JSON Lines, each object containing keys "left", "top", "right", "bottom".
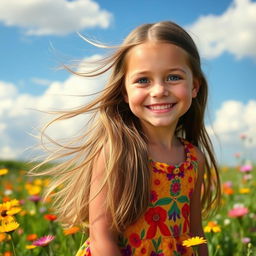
{"left": 184, "top": 139, "right": 206, "bottom": 180}
{"left": 181, "top": 138, "right": 205, "bottom": 163}
{"left": 180, "top": 138, "right": 206, "bottom": 175}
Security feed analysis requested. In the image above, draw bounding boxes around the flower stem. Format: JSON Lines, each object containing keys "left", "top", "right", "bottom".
{"left": 193, "top": 246, "right": 199, "bottom": 256}
{"left": 10, "top": 233, "right": 17, "bottom": 256}
{"left": 213, "top": 245, "right": 220, "bottom": 256}
{"left": 44, "top": 246, "right": 51, "bottom": 256}
{"left": 246, "top": 243, "right": 252, "bottom": 256}
{"left": 79, "top": 232, "right": 85, "bottom": 249}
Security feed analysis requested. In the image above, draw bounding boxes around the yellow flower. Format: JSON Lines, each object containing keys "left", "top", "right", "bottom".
{"left": 0, "top": 168, "right": 8, "bottom": 176}
{"left": 182, "top": 236, "right": 207, "bottom": 247}
{"left": 25, "top": 183, "right": 32, "bottom": 190}
{"left": 25, "top": 183, "right": 41, "bottom": 195}
{"left": 34, "top": 179, "right": 43, "bottom": 186}
{"left": 43, "top": 179, "right": 51, "bottom": 187}
{"left": 204, "top": 221, "right": 221, "bottom": 233}
{"left": 239, "top": 188, "right": 250, "bottom": 194}
{"left": 6, "top": 207, "right": 21, "bottom": 216}
{"left": 3, "top": 199, "right": 19, "bottom": 208}
{"left": 0, "top": 221, "right": 19, "bottom": 233}
{"left": 29, "top": 210, "right": 36, "bottom": 216}
{"left": 1, "top": 216, "right": 15, "bottom": 225}
{"left": 26, "top": 245, "right": 37, "bottom": 249}
{"left": 30, "top": 186, "right": 41, "bottom": 195}
{"left": 221, "top": 166, "right": 228, "bottom": 172}
{"left": 0, "top": 200, "right": 21, "bottom": 222}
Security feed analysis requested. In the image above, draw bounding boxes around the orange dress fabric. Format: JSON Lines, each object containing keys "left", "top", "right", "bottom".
{"left": 76, "top": 139, "right": 198, "bottom": 256}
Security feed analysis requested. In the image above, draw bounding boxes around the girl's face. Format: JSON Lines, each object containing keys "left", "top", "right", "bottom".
{"left": 124, "top": 42, "right": 199, "bottom": 130}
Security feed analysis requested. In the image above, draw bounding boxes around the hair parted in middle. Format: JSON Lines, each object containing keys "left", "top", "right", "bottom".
{"left": 33, "top": 21, "right": 221, "bottom": 233}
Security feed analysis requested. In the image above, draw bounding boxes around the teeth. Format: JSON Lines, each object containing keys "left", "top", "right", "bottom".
{"left": 149, "top": 104, "right": 173, "bottom": 110}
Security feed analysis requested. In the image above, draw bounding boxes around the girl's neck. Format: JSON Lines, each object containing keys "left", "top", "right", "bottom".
{"left": 142, "top": 123, "right": 178, "bottom": 150}
{"left": 148, "top": 137, "right": 185, "bottom": 166}
{"left": 141, "top": 123, "right": 185, "bottom": 165}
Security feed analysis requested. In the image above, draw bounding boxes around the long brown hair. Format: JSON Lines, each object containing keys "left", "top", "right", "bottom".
{"left": 30, "top": 21, "right": 221, "bottom": 232}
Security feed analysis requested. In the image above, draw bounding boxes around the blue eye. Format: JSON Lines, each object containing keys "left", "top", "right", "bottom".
{"left": 167, "top": 75, "right": 181, "bottom": 81}
{"left": 137, "top": 77, "right": 149, "bottom": 84}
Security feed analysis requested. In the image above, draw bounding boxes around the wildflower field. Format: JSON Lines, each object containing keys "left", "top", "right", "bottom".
{"left": 0, "top": 157, "right": 256, "bottom": 256}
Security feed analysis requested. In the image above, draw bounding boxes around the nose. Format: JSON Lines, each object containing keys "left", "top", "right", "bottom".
{"left": 149, "top": 81, "right": 168, "bottom": 97}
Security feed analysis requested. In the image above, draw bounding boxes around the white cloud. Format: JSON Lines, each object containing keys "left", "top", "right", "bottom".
{"left": 0, "top": 0, "right": 112, "bottom": 36}
{"left": 0, "top": 56, "right": 107, "bottom": 159}
{"left": 207, "top": 100, "right": 256, "bottom": 164}
{"left": 187, "top": 0, "right": 256, "bottom": 59}
{"left": 0, "top": 146, "right": 17, "bottom": 159}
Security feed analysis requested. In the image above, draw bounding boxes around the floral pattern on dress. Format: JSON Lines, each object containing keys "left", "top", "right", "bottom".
{"left": 75, "top": 139, "right": 198, "bottom": 256}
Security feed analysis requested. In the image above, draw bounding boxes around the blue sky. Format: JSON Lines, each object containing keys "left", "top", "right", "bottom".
{"left": 0, "top": 0, "right": 255, "bottom": 165}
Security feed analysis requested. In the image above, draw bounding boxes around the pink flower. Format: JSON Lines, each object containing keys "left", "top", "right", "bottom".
{"left": 32, "top": 235, "right": 55, "bottom": 247}
{"left": 228, "top": 206, "right": 248, "bottom": 218}
{"left": 242, "top": 237, "right": 251, "bottom": 244}
{"left": 240, "top": 164, "right": 253, "bottom": 173}
{"left": 29, "top": 195, "right": 41, "bottom": 202}
{"left": 223, "top": 181, "right": 233, "bottom": 188}
{"left": 234, "top": 153, "right": 241, "bottom": 158}
{"left": 240, "top": 134, "right": 246, "bottom": 140}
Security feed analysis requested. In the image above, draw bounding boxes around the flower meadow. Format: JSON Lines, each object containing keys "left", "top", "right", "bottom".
{"left": 0, "top": 143, "right": 256, "bottom": 255}
{"left": 0, "top": 161, "right": 85, "bottom": 256}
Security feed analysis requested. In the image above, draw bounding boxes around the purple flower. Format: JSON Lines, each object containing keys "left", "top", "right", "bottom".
{"left": 32, "top": 235, "right": 55, "bottom": 247}
{"left": 167, "top": 173, "right": 175, "bottom": 180}
{"left": 19, "top": 199, "right": 25, "bottom": 205}
{"left": 29, "top": 195, "right": 41, "bottom": 202}
{"left": 177, "top": 243, "right": 187, "bottom": 254}
{"left": 121, "top": 245, "right": 132, "bottom": 256}
{"left": 150, "top": 252, "right": 164, "bottom": 256}
{"left": 152, "top": 167, "right": 163, "bottom": 174}
{"left": 39, "top": 206, "right": 47, "bottom": 213}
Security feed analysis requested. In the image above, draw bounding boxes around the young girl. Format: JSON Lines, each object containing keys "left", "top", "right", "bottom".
{"left": 34, "top": 21, "right": 221, "bottom": 256}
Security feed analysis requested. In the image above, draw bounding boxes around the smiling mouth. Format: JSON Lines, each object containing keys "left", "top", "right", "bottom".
{"left": 146, "top": 103, "right": 176, "bottom": 110}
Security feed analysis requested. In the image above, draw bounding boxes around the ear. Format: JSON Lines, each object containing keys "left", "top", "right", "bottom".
{"left": 124, "top": 94, "right": 129, "bottom": 103}
{"left": 192, "top": 78, "right": 200, "bottom": 98}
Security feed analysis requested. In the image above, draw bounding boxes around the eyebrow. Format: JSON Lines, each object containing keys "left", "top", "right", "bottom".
{"left": 129, "top": 67, "right": 187, "bottom": 80}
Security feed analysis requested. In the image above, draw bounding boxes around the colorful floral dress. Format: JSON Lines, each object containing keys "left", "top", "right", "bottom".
{"left": 76, "top": 139, "right": 198, "bottom": 256}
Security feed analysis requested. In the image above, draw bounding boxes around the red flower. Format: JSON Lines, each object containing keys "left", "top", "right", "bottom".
{"left": 170, "top": 179, "right": 181, "bottom": 196}
{"left": 141, "top": 248, "right": 147, "bottom": 254}
{"left": 150, "top": 191, "right": 158, "bottom": 202}
{"left": 154, "top": 179, "right": 161, "bottom": 185}
{"left": 44, "top": 214, "right": 57, "bottom": 221}
{"left": 145, "top": 207, "right": 171, "bottom": 239}
{"left": 181, "top": 204, "right": 190, "bottom": 233}
{"left": 129, "top": 233, "right": 141, "bottom": 248}
{"left": 172, "top": 224, "right": 180, "bottom": 238}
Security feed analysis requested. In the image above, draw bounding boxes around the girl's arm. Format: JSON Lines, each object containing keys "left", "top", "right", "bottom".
{"left": 89, "top": 149, "right": 122, "bottom": 256}
{"left": 190, "top": 148, "right": 209, "bottom": 256}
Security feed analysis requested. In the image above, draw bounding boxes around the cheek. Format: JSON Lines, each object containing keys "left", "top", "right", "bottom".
{"left": 126, "top": 89, "right": 146, "bottom": 106}
{"left": 173, "top": 86, "right": 192, "bottom": 99}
